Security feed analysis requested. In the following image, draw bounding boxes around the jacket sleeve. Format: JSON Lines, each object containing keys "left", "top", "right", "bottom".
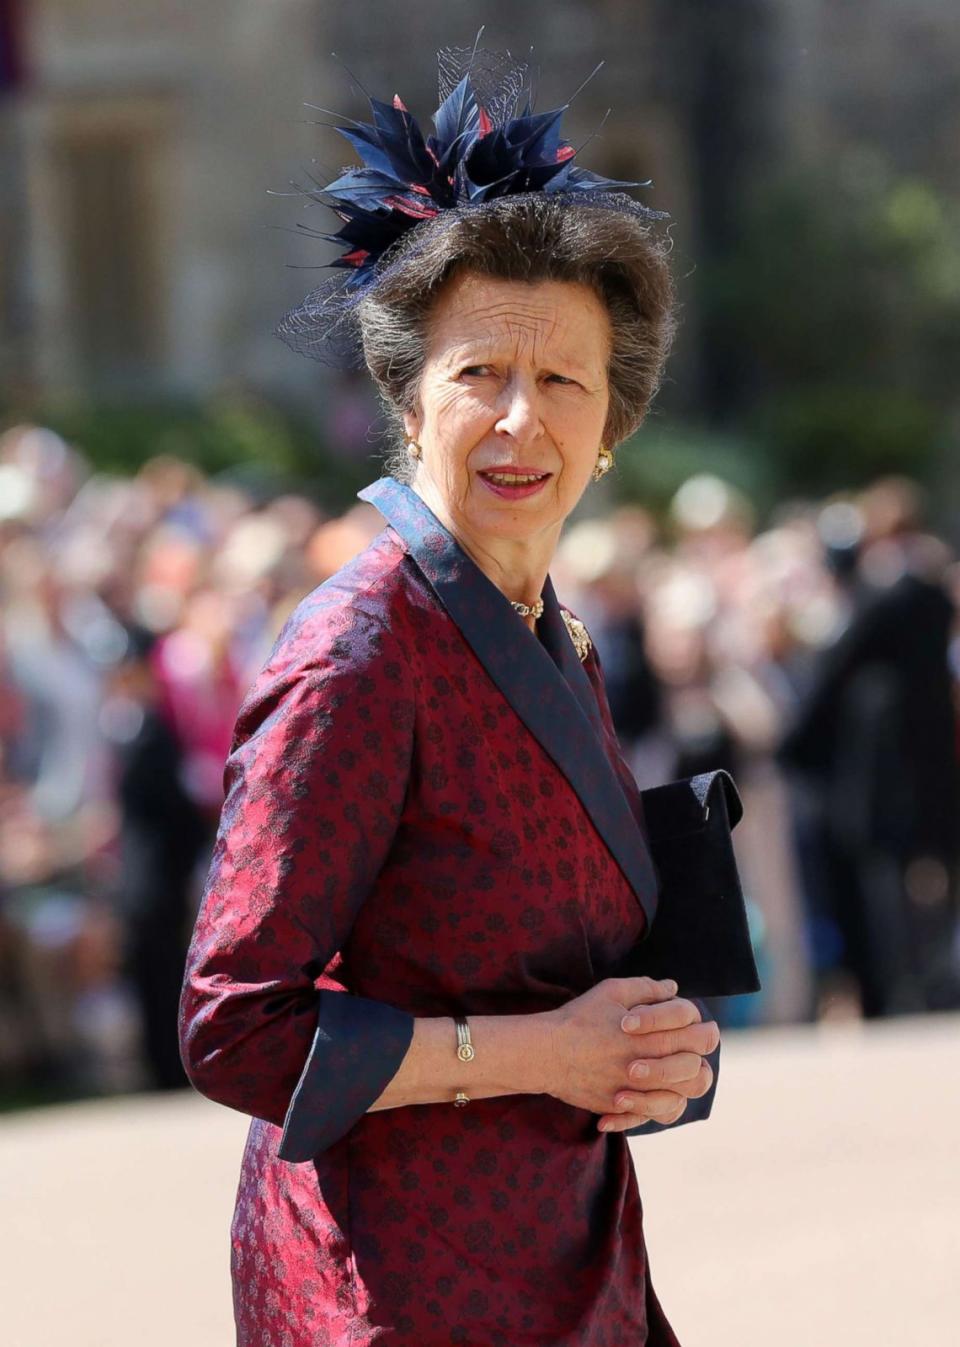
{"left": 578, "top": 626, "right": 721, "bottom": 1135}
{"left": 178, "top": 597, "right": 416, "bottom": 1162}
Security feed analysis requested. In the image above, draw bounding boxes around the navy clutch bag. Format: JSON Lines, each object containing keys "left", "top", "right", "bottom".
{"left": 615, "top": 770, "right": 761, "bottom": 999}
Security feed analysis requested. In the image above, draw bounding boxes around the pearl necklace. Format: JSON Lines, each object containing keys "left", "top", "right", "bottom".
{"left": 510, "top": 596, "right": 544, "bottom": 620}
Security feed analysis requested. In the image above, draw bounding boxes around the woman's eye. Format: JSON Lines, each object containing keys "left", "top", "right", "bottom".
{"left": 458, "top": 366, "right": 577, "bottom": 385}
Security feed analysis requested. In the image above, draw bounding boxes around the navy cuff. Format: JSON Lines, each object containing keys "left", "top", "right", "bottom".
{"left": 277, "top": 992, "right": 415, "bottom": 1161}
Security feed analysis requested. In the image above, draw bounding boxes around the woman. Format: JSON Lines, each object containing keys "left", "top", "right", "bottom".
{"left": 180, "top": 52, "right": 722, "bottom": 1346}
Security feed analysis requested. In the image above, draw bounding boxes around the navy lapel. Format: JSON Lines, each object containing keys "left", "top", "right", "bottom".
{"left": 536, "top": 574, "right": 604, "bottom": 736}
{"left": 358, "top": 475, "right": 659, "bottom": 927}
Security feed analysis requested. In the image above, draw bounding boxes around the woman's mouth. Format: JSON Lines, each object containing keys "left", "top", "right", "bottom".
{"left": 478, "top": 469, "right": 552, "bottom": 500}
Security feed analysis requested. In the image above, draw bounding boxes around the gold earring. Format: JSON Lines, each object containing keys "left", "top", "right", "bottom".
{"left": 592, "top": 446, "right": 614, "bottom": 481}
{"left": 406, "top": 439, "right": 422, "bottom": 460}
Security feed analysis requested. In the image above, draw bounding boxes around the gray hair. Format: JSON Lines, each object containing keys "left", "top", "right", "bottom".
{"left": 356, "top": 194, "right": 677, "bottom": 483}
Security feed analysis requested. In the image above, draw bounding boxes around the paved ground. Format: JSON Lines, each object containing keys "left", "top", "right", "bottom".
{"left": 2, "top": 1014, "right": 957, "bottom": 1346}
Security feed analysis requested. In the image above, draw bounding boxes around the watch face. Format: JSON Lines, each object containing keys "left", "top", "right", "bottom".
{"left": 457, "top": 1044, "right": 475, "bottom": 1062}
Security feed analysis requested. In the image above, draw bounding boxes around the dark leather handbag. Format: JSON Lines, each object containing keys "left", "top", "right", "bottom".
{"left": 615, "top": 769, "right": 761, "bottom": 999}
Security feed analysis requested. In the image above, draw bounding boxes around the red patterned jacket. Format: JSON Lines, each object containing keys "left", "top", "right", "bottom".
{"left": 179, "top": 474, "right": 720, "bottom": 1346}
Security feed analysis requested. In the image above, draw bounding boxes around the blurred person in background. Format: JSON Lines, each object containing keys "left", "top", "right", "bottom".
{"left": 555, "top": 511, "right": 663, "bottom": 769}
{"left": 2, "top": 545, "right": 110, "bottom": 825}
{"left": 150, "top": 587, "right": 249, "bottom": 824}
{"left": 101, "top": 624, "right": 207, "bottom": 1090}
{"left": 0, "top": 456, "right": 136, "bottom": 1093}
{"left": 643, "top": 474, "right": 756, "bottom": 784}
{"left": 778, "top": 480, "right": 960, "bottom": 1017}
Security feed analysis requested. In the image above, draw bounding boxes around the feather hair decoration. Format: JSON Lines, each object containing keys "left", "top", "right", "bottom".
{"left": 273, "top": 39, "right": 667, "bottom": 365}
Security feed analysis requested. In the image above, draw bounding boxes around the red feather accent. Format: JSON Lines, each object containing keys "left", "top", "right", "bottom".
{"left": 341, "top": 248, "right": 370, "bottom": 266}
{"left": 556, "top": 143, "right": 576, "bottom": 163}
{"left": 383, "top": 194, "right": 440, "bottom": 220}
{"left": 408, "top": 183, "right": 432, "bottom": 196}
{"left": 392, "top": 94, "right": 408, "bottom": 111}
{"left": 478, "top": 105, "right": 493, "bottom": 137}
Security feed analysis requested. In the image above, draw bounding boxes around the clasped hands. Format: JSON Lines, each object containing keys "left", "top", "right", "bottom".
{"left": 544, "top": 976, "right": 720, "bottom": 1134}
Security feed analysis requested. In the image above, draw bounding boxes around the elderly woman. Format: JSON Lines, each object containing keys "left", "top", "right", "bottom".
{"left": 180, "top": 54, "right": 722, "bottom": 1347}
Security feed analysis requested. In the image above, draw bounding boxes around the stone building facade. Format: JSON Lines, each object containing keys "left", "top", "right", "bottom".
{"left": 1, "top": 1, "right": 957, "bottom": 421}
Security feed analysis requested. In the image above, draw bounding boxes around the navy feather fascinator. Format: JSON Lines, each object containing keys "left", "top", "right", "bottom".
{"left": 274, "top": 40, "right": 668, "bottom": 365}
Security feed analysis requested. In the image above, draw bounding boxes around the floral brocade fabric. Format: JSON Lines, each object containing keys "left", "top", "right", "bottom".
{"left": 180, "top": 481, "right": 713, "bottom": 1346}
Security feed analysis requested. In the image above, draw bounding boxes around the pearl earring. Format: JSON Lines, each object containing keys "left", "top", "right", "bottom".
{"left": 406, "top": 439, "right": 423, "bottom": 460}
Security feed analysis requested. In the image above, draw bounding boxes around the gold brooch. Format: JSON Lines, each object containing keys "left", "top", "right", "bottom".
{"left": 560, "top": 609, "right": 592, "bottom": 662}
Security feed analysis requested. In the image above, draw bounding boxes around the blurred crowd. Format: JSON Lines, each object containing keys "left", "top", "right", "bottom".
{"left": 1, "top": 422, "right": 958, "bottom": 1106}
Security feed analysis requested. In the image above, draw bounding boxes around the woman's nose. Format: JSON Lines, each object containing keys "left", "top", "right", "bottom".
{"left": 494, "top": 374, "right": 544, "bottom": 444}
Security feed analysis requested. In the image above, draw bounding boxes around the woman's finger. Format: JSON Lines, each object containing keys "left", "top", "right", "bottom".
{"left": 627, "top": 1058, "right": 713, "bottom": 1100}
{"left": 597, "top": 1093, "right": 688, "bottom": 1132}
{"left": 686, "top": 1060, "right": 714, "bottom": 1099}
{"left": 609, "top": 976, "right": 678, "bottom": 1006}
{"left": 620, "top": 998, "right": 702, "bottom": 1036}
{"left": 616, "top": 1088, "right": 685, "bottom": 1116}
{"left": 625, "top": 1051, "right": 704, "bottom": 1088}
{"left": 622, "top": 1020, "right": 720, "bottom": 1059}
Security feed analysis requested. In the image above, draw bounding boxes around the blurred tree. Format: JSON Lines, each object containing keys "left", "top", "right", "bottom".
{"left": 0, "top": 391, "right": 374, "bottom": 509}
{"left": 612, "top": 422, "right": 775, "bottom": 519}
{"left": 700, "top": 153, "right": 960, "bottom": 494}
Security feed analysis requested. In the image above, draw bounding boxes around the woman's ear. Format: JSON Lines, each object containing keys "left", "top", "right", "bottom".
{"left": 401, "top": 408, "right": 422, "bottom": 442}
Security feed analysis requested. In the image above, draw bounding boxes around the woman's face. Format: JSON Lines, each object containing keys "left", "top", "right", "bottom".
{"left": 402, "top": 271, "right": 612, "bottom": 555}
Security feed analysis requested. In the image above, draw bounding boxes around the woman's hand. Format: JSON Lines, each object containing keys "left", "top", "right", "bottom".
{"left": 597, "top": 989, "right": 719, "bottom": 1133}
{"left": 543, "top": 976, "right": 719, "bottom": 1132}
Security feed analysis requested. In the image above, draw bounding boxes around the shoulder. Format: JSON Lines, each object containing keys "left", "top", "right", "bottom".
{"left": 232, "top": 530, "right": 420, "bottom": 742}
{"left": 265, "top": 528, "right": 417, "bottom": 678}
